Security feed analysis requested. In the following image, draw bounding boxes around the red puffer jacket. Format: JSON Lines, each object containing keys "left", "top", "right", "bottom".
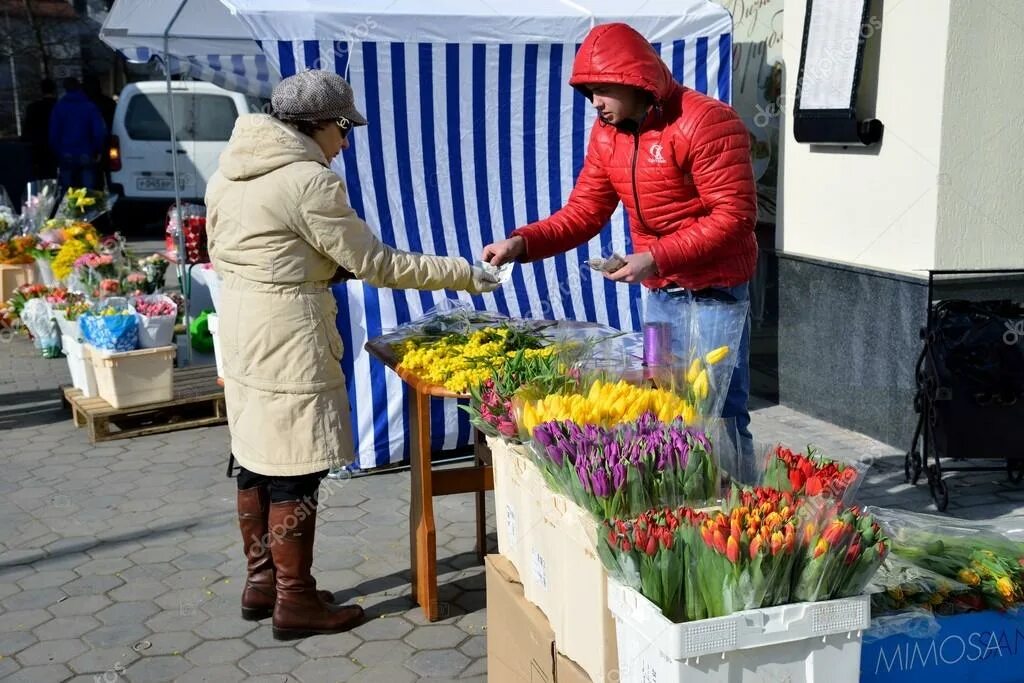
{"left": 511, "top": 23, "right": 758, "bottom": 291}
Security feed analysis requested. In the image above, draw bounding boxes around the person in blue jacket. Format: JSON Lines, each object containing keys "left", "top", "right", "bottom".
{"left": 49, "top": 77, "right": 107, "bottom": 191}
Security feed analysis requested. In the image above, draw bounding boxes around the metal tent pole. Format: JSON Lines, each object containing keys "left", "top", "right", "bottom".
{"left": 164, "top": 0, "right": 190, "bottom": 365}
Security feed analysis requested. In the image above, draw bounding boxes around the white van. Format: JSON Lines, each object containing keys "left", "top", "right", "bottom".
{"left": 109, "top": 81, "right": 264, "bottom": 203}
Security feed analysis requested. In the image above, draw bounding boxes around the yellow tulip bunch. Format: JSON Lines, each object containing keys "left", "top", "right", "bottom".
{"left": 521, "top": 379, "right": 697, "bottom": 433}
{"left": 397, "top": 326, "right": 557, "bottom": 394}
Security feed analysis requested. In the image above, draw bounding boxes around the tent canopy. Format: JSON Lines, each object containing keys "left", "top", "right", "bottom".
{"left": 100, "top": 0, "right": 277, "bottom": 98}
{"left": 215, "top": 0, "right": 735, "bottom": 470}
{"left": 220, "top": 0, "right": 731, "bottom": 45}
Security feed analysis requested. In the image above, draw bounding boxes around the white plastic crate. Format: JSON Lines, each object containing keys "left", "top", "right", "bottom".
{"left": 208, "top": 313, "right": 224, "bottom": 379}
{"left": 62, "top": 335, "right": 97, "bottom": 398}
{"left": 608, "top": 577, "right": 870, "bottom": 683}
{"left": 88, "top": 345, "right": 176, "bottom": 409}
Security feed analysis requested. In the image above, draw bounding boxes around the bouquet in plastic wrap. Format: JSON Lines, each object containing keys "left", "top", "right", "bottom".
{"left": 133, "top": 295, "right": 177, "bottom": 348}
{"left": 21, "top": 298, "right": 61, "bottom": 358}
{"left": 757, "top": 444, "right": 869, "bottom": 503}
{"left": 57, "top": 187, "right": 116, "bottom": 223}
{"left": 19, "top": 180, "right": 59, "bottom": 234}
{"left": 389, "top": 304, "right": 557, "bottom": 394}
{"left": 0, "top": 235, "right": 37, "bottom": 265}
{"left": 790, "top": 501, "right": 889, "bottom": 602}
{"left": 3, "top": 283, "right": 50, "bottom": 326}
{"left": 79, "top": 298, "right": 138, "bottom": 352}
{"left": 0, "top": 186, "right": 17, "bottom": 241}
{"left": 868, "top": 556, "right": 978, "bottom": 616}
{"left": 686, "top": 487, "right": 803, "bottom": 619}
{"left": 598, "top": 506, "right": 709, "bottom": 622}
{"left": 51, "top": 221, "right": 100, "bottom": 283}
{"left": 870, "top": 507, "right": 1024, "bottom": 610}
{"left": 529, "top": 412, "right": 720, "bottom": 519}
{"left": 49, "top": 289, "right": 91, "bottom": 340}
{"left": 463, "top": 324, "right": 624, "bottom": 441}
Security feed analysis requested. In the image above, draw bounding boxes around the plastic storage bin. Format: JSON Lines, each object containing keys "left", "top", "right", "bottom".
{"left": 88, "top": 345, "right": 176, "bottom": 409}
{"left": 62, "top": 335, "right": 98, "bottom": 398}
{"left": 608, "top": 578, "right": 870, "bottom": 683}
{"left": 208, "top": 313, "right": 224, "bottom": 379}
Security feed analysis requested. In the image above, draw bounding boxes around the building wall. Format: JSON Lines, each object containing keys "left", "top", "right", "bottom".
{"left": 779, "top": 0, "right": 951, "bottom": 275}
{"left": 935, "top": 0, "right": 1024, "bottom": 270}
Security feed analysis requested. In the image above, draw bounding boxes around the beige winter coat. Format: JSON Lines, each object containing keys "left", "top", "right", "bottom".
{"left": 206, "top": 114, "right": 474, "bottom": 476}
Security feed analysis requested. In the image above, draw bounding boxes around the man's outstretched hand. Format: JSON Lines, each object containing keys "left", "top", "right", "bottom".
{"left": 604, "top": 251, "right": 658, "bottom": 284}
{"left": 482, "top": 236, "right": 525, "bottom": 267}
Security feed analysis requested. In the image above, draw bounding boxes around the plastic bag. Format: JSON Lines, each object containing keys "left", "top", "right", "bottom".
{"left": 22, "top": 298, "right": 61, "bottom": 358}
{"left": 133, "top": 294, "right": 177, "bottom": 348}
{"left": 80, "top": 297, "right": 138, "bottom": 352}
{"left": 863, "top": 609, "right": 943, "bottom": 643}
{"left": 643, "top": 290, "right": 748, "bottom": 424}
{"left": 868, "top": 506, "right": 1024, "bottom": 611}
{"left": 868, "top": 555, "right": 977, "bottom": 617}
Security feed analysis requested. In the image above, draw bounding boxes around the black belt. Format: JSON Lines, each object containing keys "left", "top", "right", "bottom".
{"left": 655, "top": 285, "right": 738, "bottom": 303}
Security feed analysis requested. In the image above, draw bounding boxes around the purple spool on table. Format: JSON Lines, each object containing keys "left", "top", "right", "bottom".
{"left": 643, "top": 322, "right": 673, "bottom": 366}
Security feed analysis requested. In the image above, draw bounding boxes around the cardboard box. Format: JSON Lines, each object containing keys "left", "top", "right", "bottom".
{"left": 523, "top": 487, "right": 618, "bottom": 683}
{"left": 487, "top": 554, "right": 557, "bottom": 682}
{"left": 556, "top": 652, "right": 593, "bottom": 683}
{"left": 488, "top": 437, "right": 542, "bottom": 579}
{"left": 486, "top": 554, "right": 593, "bottom": 683}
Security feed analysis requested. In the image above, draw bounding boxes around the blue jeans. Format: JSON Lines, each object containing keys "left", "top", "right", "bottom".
{"left": 644, "top": 283, "right": 753, "bottom": 466}
{"left": 58, "top": 154, "right": 99, "bottom": 192}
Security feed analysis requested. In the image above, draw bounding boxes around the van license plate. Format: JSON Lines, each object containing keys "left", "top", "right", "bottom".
{"left": 136, "top": 177, "right": 175, "bottom": 191}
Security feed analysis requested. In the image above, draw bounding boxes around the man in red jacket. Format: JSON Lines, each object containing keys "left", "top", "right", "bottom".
{"left": 483, "top": 22, "right": 758, "bottom": 459}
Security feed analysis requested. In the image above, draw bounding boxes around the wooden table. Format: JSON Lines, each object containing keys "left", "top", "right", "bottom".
{"left": 364, "top": 337, "right": 493, "bottom": 622}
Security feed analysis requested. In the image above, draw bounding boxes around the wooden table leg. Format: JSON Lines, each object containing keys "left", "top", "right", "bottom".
{"left": 407, "top": 389, "right": 420, "bottom": 603}
{"left": 474, "top": 429, "right": 487, "bottom": 563}
{"left": 409, "top": 388, "right": 439, "bottom": 620}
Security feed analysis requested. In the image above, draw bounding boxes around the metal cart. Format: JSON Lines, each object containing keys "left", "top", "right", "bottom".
{"left": 905, "top": 268, "right": 1024, "bottom": 510}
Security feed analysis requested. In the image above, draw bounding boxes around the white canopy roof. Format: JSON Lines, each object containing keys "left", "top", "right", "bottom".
{"left": 219, "top": 0, "right": 732, "bottom": 45}
{"left": 100, "top": 0, "right": 265, "bottom": 58}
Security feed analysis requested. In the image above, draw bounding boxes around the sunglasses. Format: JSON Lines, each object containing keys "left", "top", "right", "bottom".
{"left": 336, "top": 117, "right": 353, "bottom": 139}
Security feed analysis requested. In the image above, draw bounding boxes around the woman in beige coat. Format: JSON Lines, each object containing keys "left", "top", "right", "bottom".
{"left": 206, "top": 70, "right": 499, "bottom": 640}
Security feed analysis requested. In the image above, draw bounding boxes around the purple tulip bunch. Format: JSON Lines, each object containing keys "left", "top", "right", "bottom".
{"left": 531, "top": 411, "right": 718, "bottom": 520}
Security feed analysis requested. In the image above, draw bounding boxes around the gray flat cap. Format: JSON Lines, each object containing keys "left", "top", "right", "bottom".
{"left": 271, "top": 70, "right": 368, "bottom": 126}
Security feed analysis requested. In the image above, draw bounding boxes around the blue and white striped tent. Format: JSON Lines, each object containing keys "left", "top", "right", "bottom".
{"left": 100, "top": 0, "right": 278, "bottom": 98}
{"left": 224, "top": 0, "right": 735, "bottom": 470}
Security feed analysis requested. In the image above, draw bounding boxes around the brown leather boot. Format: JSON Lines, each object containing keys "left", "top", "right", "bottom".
{"left": 268, "top": 500, "right": 365, "bottom": 640}
{"left": 237, "top": 487, "right": 335, "bottom": 621}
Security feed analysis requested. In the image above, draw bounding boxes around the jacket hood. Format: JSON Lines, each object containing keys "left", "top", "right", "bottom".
{"left": 569, "top": 23, "right": 676, "bottom": 104}
{"left": 218, "top": 114, "right": 327, "bottom": 181}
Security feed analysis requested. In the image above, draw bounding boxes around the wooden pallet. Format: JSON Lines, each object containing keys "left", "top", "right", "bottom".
{"left": 63, "top": 364, "right": 226, "bottom": 443}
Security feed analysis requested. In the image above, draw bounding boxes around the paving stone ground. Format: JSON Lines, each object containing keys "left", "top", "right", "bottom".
{"left": 2, "top": 320, "right": 1023, "bottom": 682}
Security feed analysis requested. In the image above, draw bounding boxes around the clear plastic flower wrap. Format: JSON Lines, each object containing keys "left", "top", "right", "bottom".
{"left": 868, "top": 555, "right": 977, "bottom": 617}
{"left": 133, "top": 294, "right": 178, "bottom": 348}
{"left": 867, "top": 506, "right": 1024, "bottom": 611}
{"left": 721, "top": 440, "right": 870, "bottom": 506}
{"left": 643, "top": 290, "right": 749, "bottom": 425}
{"left": 522, "top": 404, "right": 724, "bottom": 520}
{"left": 56, "top": 187, "right": 117, "bottom": 224}
{"left": 789, "top": 498, "right": 890, "bottom": 603}
{"left": 21, "top": 298, "right": 61, "bottom": 358}
{"left": 19, "top": 180, "right": 59, "bottom": 235}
